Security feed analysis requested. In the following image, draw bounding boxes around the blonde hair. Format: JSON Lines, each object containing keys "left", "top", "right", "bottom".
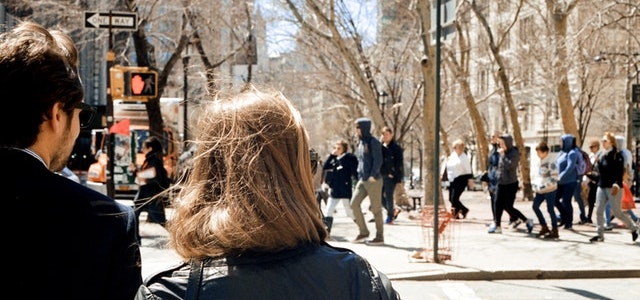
{"left": 168, "top": 86, "right": 326, "bottom": 260}
{"left": 452, "top": 139, "right": 465, "bottom": 149}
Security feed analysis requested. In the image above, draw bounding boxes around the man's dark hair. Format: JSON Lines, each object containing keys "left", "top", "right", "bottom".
{"left": 0, "top": 21, "right": 84, "bottom": 148}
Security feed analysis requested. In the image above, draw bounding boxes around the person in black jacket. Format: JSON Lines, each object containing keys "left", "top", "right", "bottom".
{"left": 380, "top": 126, "right": 404, "bottom": 224}
{"left": 0, "top": 21, "right": 142, "bottom": 299}
{"left": 589, "top": 132, "right": 638, "bottom": 243}
{"left": 135, "top": 86, "right": 399, "bottom": 300}
{"left": 131, "top": 136, "right": 170, "bottom": 242}
{"left": 321, "top": 139, "right": 358, "bottom": 233}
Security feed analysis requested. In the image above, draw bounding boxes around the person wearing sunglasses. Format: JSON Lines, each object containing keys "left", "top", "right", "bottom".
{"left": 0, "top": 21, "right": 142, "bottom": 299}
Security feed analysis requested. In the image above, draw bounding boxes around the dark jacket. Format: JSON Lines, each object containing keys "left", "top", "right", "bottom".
{"left": 355, "top": 118, "right": 383, "bottom": 180}
{"left": 136, "top": 151, "right": 170, "bottom": 200}
{"left": 0, "top": 148, "right": 142, "bottom": 300}
{"left": 136, "top": 243, "right": 399, "bottom": 300}
{"left": 487, "top": 142, "right": 500, "bottom": 193}
{"left": 323, "top": 152, "right": 358, "bottom": 199}
{"left": 496, "top": 134, "right": 519, "bottom": 185}
{"left": 381, "top": 139, "right": 404, "bottom": 184}
{"left": 592, "top": 147, "right": 624, "bottom": 188}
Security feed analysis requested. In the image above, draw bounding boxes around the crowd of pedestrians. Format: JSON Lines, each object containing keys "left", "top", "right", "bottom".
{"left": 4, "top": 18, "right": 639, "bottom": 300}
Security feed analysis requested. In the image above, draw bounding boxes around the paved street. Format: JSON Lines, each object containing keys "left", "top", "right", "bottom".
{"left": 136, "top": 187, "right": 640, "bottom": 297}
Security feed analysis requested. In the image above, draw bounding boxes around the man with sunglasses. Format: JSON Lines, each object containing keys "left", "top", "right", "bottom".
{"left": 0, "top": 21, "right": 142, "bottom": 299}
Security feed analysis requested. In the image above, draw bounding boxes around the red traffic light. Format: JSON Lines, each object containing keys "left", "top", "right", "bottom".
{"left": 125, "top": 71, "right": 157, "bottom": 98}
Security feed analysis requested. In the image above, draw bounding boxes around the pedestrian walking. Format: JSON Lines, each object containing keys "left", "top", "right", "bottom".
{"left": 380, "top": 126, "right": 404, "bottom": 224}
{"left": 554, "top": 134, "right": 580, "bottom": 229}
{"left": 488, "top": 134, "right": 533, "bottom": 234}
{"left": 135, "top": 87, "right": 399, "bottom": 299}
{"left": 531, "top": 141, "right": 560, "bottom": 238}
{"left": 350, "top": 117, "right": 385, "bottom": 245}
{"left": 321, "top": 139, "right": 358, "bottom": 234}
{"left": 583, "top": 138, "right": 601, "bottom": 224}
{"left": 589, "top": 132, "right": 639, "bottom": 242}
{"left": 131, "top": 136, "right": 170, "bottom": 242}
{"left": 0, "top": 21, "right": 142, "bottom": 299}
{"left": 484, "top": 131, "right": 516, "bottom": 228}
{"left": 445, "top": 139, "right": 474, "bottom": 219}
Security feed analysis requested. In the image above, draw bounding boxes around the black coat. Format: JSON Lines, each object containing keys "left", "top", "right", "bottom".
{"left": 0, "top": 148, "right": 142, "bottom": 299}
{"left": 381, "top": 139, "right": 404, "bottom": 184}
{"left": 136, "top": 243, "right": 399, "bottom": 300}
{"left": 322, "top": 153, "right": 358, "bottom": 199}
{"left": 136, "top": 152, "right": 169, "bottom": 200}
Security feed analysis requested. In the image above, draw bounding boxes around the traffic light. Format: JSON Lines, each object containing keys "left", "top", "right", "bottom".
{"left": 125, "top": 70, "right": 157, "bottom": 98}
{"left": 109, "top": 66, "right": 158, "bottom": 101}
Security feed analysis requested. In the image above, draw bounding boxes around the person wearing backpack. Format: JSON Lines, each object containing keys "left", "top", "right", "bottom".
{"left": 554, "top": 133, "right": 581, "bottom": 230}
{"left": 380, "top": 126, "right": 404, "bottom": 224}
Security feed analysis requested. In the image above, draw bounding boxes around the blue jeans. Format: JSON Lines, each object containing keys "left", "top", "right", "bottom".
{"left": 555, "top": 181, "right": 577, "bottom": 228}
{"left": 573, "top": 178, "right": 587, "bottom": 222}
{"left": 533, "top": 190, "right": 558, "bottom": 228}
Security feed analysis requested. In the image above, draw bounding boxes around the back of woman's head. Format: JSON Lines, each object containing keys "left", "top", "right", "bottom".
{"left": 169, "top": 86, "right": 327, "bottom": 259}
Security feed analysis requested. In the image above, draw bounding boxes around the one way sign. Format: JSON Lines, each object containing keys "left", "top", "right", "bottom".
{"left": 84, "top": 11, "right": 138, "bottom": 31}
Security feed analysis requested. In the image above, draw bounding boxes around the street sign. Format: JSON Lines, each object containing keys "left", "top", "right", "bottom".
{"left": 84, "top": 11, "right": 138, "bottom": 31}
{"left": 633, "top": 84, "right": 640, "bottom": 103}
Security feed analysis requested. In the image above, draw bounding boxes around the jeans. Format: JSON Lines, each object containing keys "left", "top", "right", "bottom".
{"left": 555, "top": 181, "right": 577, "bottom": 228}
{"left": 382, "top": 177, "right": 396, "bottom": 221}
{"left": 532, "top": 190, "right": 558, "bottom": 228}
{"left": 573, "top": 177, "right": 587, "bottom": 222}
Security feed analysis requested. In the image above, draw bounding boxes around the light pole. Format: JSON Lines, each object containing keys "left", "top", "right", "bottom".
{"left": 182, "top": 39, "right": 193, "bottom": 150}
{"left": 378, "top": 91, "right": 388, "bottom": 124}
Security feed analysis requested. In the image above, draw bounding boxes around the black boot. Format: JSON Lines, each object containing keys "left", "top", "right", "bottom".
{"left": 323, "top": 216, "right": 334, "bottom": 233}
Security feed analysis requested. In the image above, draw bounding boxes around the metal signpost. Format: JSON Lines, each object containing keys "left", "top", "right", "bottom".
{"left": 85, "top": 10, "right": 138, "bottom": 198}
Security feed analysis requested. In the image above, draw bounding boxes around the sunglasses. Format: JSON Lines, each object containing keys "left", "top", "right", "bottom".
{"left": 73, "top": 102, "right": 96, "bottom": 128}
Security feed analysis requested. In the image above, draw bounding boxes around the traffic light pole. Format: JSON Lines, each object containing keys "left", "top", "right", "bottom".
{"left": 106, "top": 29, "right": 115, "bottom": 199}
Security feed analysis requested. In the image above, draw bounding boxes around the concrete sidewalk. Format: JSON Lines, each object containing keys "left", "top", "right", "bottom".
{"left": 138, "top": 189, "right": 640, "bottom": 281}
{"left": 324, "top": 188, "right": 640, "bottom": 281}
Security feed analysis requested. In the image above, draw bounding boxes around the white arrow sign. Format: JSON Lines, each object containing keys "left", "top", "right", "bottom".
{"left": 84, "top": 11, "right": 138, "bottom": 30}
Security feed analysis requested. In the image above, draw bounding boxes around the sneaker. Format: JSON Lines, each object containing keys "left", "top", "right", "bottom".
{"left": 488, "top": 225, "right": 502, "bottom": 234}
{"left": 589, "top": 236, "right": 604, "bottom": 243}
{"left": 604, "top": 225, "right": 613, "bottom": 231}
{"left": 510, "top": 219, "right": 523, "bottom": 229}
{"left": 352, "top": 234, "right": 369, "bottom": 243}
{"left": 384, "top": 218, "right": 394, "bottom": 225}
{"left": 526, "top": 218, "right": 534, "bottom": 234}
{"left": 367, "top": 237, "right": 384, "bottom": 246}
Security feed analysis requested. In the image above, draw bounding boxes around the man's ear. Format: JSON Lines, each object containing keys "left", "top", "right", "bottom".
{"left": 49, "top": 102, "right": 67, "bottom": 133}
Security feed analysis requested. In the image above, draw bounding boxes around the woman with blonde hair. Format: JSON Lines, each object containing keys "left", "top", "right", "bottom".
{"left": 589, "top": 132, "right": 639, "bottom": 243}
{"left": 445, "top": 139, "right": 474, "bottom": 218}
{"left": 136, "top": 86, "right": 399, "bottom": 299}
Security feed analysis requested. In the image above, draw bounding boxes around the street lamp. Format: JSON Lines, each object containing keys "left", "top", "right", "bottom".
{"left": 378, "top": 91, "right": 388, "bottom": 121}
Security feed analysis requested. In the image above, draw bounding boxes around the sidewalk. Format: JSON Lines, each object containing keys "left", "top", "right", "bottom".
{"left": 324, "top": 188, "right": 640, "bottom": 281}
{"left": 138, "top": 188, "right": 640, "bottom": 281}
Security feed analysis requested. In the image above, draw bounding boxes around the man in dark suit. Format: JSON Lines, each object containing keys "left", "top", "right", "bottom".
{"left": 0, "top": 21, "right": 142, "bottom": 299}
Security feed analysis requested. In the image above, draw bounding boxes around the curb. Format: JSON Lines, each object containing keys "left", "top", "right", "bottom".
{"left": 388, "top": 269, "right": 640, "bottom": 281}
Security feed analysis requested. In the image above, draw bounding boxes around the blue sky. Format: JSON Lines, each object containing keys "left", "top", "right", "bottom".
{"left": 255, "top": 0, "right": 377, "bottom": 57}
